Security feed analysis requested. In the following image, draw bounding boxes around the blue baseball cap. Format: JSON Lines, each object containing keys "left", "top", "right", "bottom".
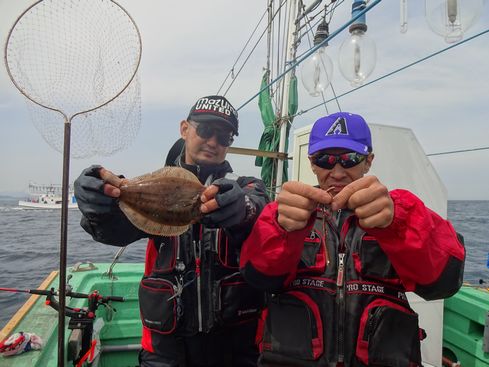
{"left": 308, "top": 112, "right": 372, "bottom": 155}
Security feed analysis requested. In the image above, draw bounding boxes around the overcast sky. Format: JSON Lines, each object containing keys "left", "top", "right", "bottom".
{"left": 1, "top": 0, "right": 488, "bottom": 200}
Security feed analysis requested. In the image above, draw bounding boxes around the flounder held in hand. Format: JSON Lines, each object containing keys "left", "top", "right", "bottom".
{"left": 100, "top": 167, "right": 204, "bottom": 236}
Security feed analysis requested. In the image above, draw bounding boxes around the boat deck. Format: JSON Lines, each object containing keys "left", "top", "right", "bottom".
{"left": 0, "top": 263, "right": 143, "bottom": 367}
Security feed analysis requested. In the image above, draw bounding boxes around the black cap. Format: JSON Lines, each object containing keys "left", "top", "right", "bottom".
{"left": 187, "top": 95, "right": 239, "bottom": 136}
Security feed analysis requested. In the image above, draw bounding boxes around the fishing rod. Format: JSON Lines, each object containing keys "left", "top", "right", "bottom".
{"left": 0, "top": 287, "right": 53, "bottom": 295}
{"left": 0, "top": 286, "right": 124, "bottom": 320}
{"left": 0, "top": 287, "right": 124, "bottom": 303}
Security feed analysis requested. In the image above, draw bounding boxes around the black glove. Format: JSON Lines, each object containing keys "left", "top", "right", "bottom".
{"left": 74, "top": 165, "right": 120, "bottom": 218}
{"left": 201, "top": 178, "right": 248, "bottom": 229}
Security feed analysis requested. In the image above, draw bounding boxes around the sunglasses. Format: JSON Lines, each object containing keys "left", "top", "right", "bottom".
{"left": 187, "top": 121, "right": 234, "bottom": 147}
{"left": 311, "top": 151, "right": 367, "bottom": 170}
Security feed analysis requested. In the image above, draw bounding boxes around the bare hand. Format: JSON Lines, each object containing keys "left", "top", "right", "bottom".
{"left": 277, "top": 181, "right": 333, "bottom": 232}
{"left": 331, "top": 175, "right": 394, "bottom": 228}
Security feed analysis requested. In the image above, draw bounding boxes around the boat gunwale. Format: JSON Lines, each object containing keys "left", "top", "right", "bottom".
{"left": 0, "top": 271, "right": 58, "bottom": 342}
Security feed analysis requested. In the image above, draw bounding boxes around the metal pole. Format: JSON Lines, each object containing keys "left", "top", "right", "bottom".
{"left": 58, "top": 119, "right": 71, "bottom": 366}
{"left": 276, "top": 0, "right": 299, "bottom": 193}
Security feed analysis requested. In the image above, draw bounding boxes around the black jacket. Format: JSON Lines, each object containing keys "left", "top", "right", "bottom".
{"left": 79, "top": 154, "right": 269, "bottom": 355}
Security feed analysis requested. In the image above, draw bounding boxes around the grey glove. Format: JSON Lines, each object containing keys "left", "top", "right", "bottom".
{"left": 201, "top": 178, "right": 251, "bottom": 229}
{"left": 74, "top": 165, "right": 120, "bottom": 217}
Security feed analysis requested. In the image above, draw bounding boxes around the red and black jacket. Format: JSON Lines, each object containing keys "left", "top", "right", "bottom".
{"left": 240, "top": 189, "right": 465, "bottom": 367}
{"left": 80, "top": 158, "right": 270, "bottom": 355}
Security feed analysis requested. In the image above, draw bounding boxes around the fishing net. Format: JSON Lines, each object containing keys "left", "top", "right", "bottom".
{"left": 4, "top": 2, "right": 142, "bottom": 363}
{"left": 25, "top": 74, "right": 141, "bottom": 158}
{"left": 4, "top": 0, "right": 142, "bottom": 157}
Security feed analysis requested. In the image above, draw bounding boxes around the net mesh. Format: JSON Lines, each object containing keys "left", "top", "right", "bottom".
{"left": 25, "top": 74, "right": 141, "bottom": 158}
{"left": 5, "top": 0, "right": 142, "bottom": 157}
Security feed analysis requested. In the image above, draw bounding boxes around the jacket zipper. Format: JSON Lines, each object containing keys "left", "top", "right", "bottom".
{"left": 175, "top": 236, "right": 186, "bottom": 272}
{"left": 335, "top": 209, "right": 352, "bottom": 364}
{"left": 336, "top": 251, "right": 346, "bottom": 363}
{"left": 193, "top": 239, "right": 203, "bottom": 332}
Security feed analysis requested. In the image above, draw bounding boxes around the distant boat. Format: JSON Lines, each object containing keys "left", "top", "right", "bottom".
{"left": 18, "top": 182, "right": 78, "bottom": 209}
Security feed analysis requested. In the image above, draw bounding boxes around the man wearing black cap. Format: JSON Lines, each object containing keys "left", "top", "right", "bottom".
{"left": 74, "top": 95, "right": 269, "bottom": 366}
{"left": 240, "top": 112, "right": 465, "bottom": 366}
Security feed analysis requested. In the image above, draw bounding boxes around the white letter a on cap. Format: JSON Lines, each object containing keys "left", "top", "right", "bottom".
{"left": 326, "top": 117, "right": 348, "bottom": 136}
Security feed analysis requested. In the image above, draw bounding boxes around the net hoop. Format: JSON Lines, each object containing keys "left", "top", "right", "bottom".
{"left": 4, "top": 0, "right": 142, "bottom": 123}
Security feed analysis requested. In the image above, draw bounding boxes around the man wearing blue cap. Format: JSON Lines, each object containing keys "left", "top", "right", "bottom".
{"left": 240, "top": 112, "right": 465, "bottom": 367}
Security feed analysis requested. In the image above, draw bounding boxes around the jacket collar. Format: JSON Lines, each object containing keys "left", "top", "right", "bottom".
{"left": 173, "top": 153, "right": 233, "bottom": 184}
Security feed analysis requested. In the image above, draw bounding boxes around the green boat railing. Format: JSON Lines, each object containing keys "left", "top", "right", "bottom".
{"left": 1, "top": 263, "right": 488, "bottom": 367}
{"left": 443, "top": 284, "right": 489, "bottom": 367}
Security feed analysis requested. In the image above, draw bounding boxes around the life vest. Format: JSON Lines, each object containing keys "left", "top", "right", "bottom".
{"left": 139, "top": 168, "right": 266, "bottom": 354}
{"left": 258, "top": 209, "right": 424, "bottom": 367}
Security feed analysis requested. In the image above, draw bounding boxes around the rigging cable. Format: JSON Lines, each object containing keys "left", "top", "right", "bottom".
{"left": 427, "top": 146, "right": 489, "bottom": 157}
{"left": 222, "top": 0, "right": 288, "bottom": 97}
{"left": 278, "top": 0, "right": 290, "bottom": 103}
{"left": 301, "top": 1, "right": 345, "bottom": 114}
{"left": 295, "top": 0, "right": 346, "bottom": 50}
{"left": 319, "top": 0, "right": 344, "bottom": 113}
{"left": 301, "top": 3, "right": 330, "bottom": 114}
{"left": 216, "top": 6, "right": 268, "bottom": 95}
{"left": 294, "top": 27, "right": 489, "bottom": 117}
{"left": 266, "top": 0, "right": 273, "bottom": 73}
{"left": 238, "top": 0, "right": 383, "bottom": 111}
{"left": 275, "top": 0, "right": 284, "bottom": 106}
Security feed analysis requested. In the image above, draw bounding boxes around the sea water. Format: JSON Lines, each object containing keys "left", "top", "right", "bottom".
{"left": 0, "top": 197, "right": 487, "bottom": 329}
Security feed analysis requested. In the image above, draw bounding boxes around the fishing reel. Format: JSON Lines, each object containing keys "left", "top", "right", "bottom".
{"left": 39, "top": 282, "right": 125, "bottom": 366}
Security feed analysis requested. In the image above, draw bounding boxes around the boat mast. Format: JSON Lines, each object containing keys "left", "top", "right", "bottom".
{"left": 276, "top": 0, "right": 299, "bottom": 193}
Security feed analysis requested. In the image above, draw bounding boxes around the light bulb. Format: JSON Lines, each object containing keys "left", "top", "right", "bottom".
{"left": 425, "top": 0, "right": 484, "bottom": 43}
{"left": 300, "top": 46, "right": 334, "bottom": 97}
{"left": 338, "top": 27, "right": 376, "bottom": 87}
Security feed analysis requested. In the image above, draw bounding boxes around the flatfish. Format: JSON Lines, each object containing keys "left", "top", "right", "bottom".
{"left": 100, "top": 167, "right": 204, "bottom": 236}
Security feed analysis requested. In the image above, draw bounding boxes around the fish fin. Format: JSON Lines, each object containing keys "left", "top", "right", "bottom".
{"left": 157, "top": 224, "right": 190, "bottom": 236}
{"left": 120, "top": 201, "right": 189, "bottom": 236}
{"left": 152, "top": 166, "right": 200, "bottom": 183}
{"left": 129, "top": 166, "right": 200, "bottom": 185}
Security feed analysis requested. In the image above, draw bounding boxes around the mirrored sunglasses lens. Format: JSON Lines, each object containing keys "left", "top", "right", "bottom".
{"left": 313, "top": 152, "right": 365, "bottom": 169}
{"left": 340, "top": 153, "right": 365, "bottom": 168}
{"left": 315, "top": 154, "right": 336, "bottom": 169}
